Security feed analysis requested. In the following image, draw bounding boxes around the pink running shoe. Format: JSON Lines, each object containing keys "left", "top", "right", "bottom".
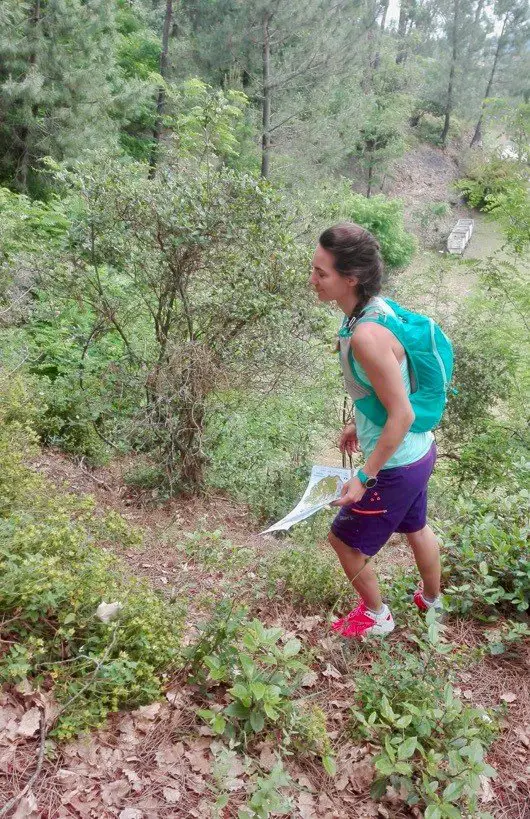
{"left": 332, "top": 602, "right": 395, "bottom": 638}
{"left": 331, "top": 602, "right": 377, "bottom": 632}
{"left": 413, "top": 588, "right": 443, "bottom": 612}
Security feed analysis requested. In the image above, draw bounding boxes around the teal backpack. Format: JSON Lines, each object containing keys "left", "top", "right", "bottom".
{"left": 338, "top": 298, "right": 454, "bottom": 433}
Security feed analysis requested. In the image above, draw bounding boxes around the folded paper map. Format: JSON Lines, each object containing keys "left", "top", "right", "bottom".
{"left": 260, "top": 465, "right": 353, "bottom": 534}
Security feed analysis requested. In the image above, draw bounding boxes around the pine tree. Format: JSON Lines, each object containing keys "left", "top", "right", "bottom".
{"left": 0, "top": 0, "right": 126, "bottom": 193}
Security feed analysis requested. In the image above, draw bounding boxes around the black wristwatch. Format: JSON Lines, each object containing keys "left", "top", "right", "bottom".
{"left": 357, "top": 468, "right": 378, "bottom": 488}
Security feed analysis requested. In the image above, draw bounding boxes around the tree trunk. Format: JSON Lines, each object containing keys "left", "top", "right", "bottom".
{"left": 396, "top": 0, "right": 410, "bottom": 64}
{"left": 261, "top": 11, "right": 271, "bottom": 179}
{"left": 16, "top": 0, "right": 41, "bottom": 192}
{"left": 371, "top": 0, "right": 389, "bottom": 69}
{"left": 149, "top": 0, "right": 174, "bottom": 179}
{"left": 440, "top": 0, "right": 460, "bottom": 146}
{"left": 380, "top": 0, "right": 390, "bottom": 32}
{"left": 367, "top": 160, "right": 374, "bottom": 198}
{"left": 470, "top": 13, "right": 508, "bottom": 148}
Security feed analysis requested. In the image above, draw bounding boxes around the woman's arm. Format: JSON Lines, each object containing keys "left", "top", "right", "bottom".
{"left": 352, "top": 322, "right": 414, "bottom": 476}
{"left": 332, "top": 322, "right": 413, "bottom": 508}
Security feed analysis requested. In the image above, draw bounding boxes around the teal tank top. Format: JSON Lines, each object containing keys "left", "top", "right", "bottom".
{"left": 352, "top": 356, "right": 434, "bottom": 470}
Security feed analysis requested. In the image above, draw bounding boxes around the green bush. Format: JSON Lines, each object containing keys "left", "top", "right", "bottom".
{"left": 0, "top": 374, "right": 41, "bottom": 514}
{"left": 180, "top": 528, "right": 255, "bottom": 573}
{"left": 413, "top": 112, "right": 465, "bottom": 146}
{"left": 441, "top": 488, "right": 530, "bottom": 617}
{"left": 266, "top": 532, "right": 351, "bottom": 611}
{"left": 315, "top": 184, "right": 416, "bottom": 269}
{"left": 123, "top": 461, "right": 167, "bottom": 492}
{"left": 414, "top": 113, "right": 445, "bottom": 146}
{"left": 455, "top": 158, "right": 525, "bottom": 211}
{"left": 207, "top": 388, "right": 334, "bottom": 522}
{"left": 0, "top": 380, "right": 185, "bottom": 738}
{"left": 350, "top": 617, "right": 497, "bottom": 817}
{"left": 191, "top": 609, "right": 335, "bottom": 773}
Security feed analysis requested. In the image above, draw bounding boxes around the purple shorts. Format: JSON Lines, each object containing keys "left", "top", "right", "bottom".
{"left": 330, "top": 443, "right": 437, "bottom": 557}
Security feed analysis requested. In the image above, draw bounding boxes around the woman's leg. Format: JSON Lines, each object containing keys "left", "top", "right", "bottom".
{"left": 406, "top": 524, "right": 440, "bottom": 600}
{"left": 328, "top": 531, "right": 382, "bottom": 612}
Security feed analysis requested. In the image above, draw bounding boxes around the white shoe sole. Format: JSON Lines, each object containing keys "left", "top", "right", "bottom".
{"left": 366, "top": 616, "right": 395, "bottom": 636}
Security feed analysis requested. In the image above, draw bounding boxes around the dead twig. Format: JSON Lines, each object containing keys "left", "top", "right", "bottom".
{"left": 0, "top": 709, "right": 46, "bottom": 818}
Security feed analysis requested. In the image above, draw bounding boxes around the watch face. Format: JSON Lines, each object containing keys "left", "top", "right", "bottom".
{"left": 365, "top": 476, "right": 378, "bottom": 488}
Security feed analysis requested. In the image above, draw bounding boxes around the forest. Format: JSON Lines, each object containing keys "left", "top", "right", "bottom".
{"left": 0, "top": 0, "right": 529, "bottom": 817}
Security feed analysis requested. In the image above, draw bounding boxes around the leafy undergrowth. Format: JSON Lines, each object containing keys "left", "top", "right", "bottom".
{"left": 1, "top": 393, "right": 529, "bottom": 817}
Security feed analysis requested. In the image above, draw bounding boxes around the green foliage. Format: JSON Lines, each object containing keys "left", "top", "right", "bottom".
{"left": 316, "top": 185, "right": 417, "bottom": 270}
{"left": 440, "top": 253, "right": 529, "bottom": 486}
{"left": 183, "top": 601, "right": 248, "bottom": 683}
{"left": 485, "top": 182, "right": 530, "bottom": 253}
{"left": 441, "top": 488, "right": 530, "bottom": 617}
{"left": 180, "top": 528, "right": 255, "bottom": 573}
{"left": 0, "top": 0, "right": 129, "bottom": 194}
{"left": 210, "top": 745, "right": 294, "bottom": 819}
{"left": 0, "top": 187, "right": 69, "bottom": 260}
{"left": 195, "top": 617, "right": 307, "bottom": 739}
{"left": 167, "top": 79, "right": 252, "bottom": 167}
{"left": 190, "top": 607, "right": 334, "bottom": 770}
{"left": 42, "top": 155, "right": 324, "bottom": 491}
{"left": 0, "top": 379, "right": 184, "bottom": 738}
{"left": 123, "top": 461, "right": 167, "bottom": 492}
{"left": 347, "top": 61, "right": 411, "bottom": 196}
{"left": 238, "top": 761, "right": 293, "bottom": 819}
{"left": 266, "top": 535, "right": 351, "bottom": 611}
{"left": 350, "top": 613, "right": 497, "bottom": 816}
{"left": 456, "top": 158, "right": 526, "bottom": 211}
{"left": 288, "top": 704, "right": 336, "bottom": 774}
{"left": 482, "top": 620, "right": 530, "bottom": 656}
{"left": 414, "top": 113, "right": 465, "bottom": 146}
{"left": 207, "top": 389, "right": 333, "bottom": 521}
{"left": 413, "top": 201, "right": 451, "bottom": 228}
{"left": 0, "top": 374, "right": 40, "bottom": 514}
{"left": 0, "top": 187, "right": 70, "bottom": 324}
{"left": 20, "top": 295, "right": 131, "bottom": 462}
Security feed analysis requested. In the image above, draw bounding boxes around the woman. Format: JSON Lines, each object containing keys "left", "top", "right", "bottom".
{"left": 310, "top": 222, "right": 442, "bottom": 638}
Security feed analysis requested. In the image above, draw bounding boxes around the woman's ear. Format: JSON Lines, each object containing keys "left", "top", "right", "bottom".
{"left": 348, "top": 276, "right": 359, "bottom": 289}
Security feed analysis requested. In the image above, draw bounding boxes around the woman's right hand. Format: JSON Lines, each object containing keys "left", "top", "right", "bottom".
{"left": 338, "top": 423, "right": 359, "bottom": 455}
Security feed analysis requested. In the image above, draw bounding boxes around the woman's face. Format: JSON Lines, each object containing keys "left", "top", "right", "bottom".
{"left": 310, "top": 243, "right": 356, "bottom": 303}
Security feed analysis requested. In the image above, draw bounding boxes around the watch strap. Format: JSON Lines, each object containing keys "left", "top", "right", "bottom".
{"left": 357, "top": 468, "right": 369, "bottom": 486}
{"left": 357, "top": 468, "right": 377, "bottom": 488}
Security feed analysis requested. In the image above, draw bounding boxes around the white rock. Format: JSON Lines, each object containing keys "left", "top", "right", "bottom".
{"left": 96, "top": 601, "right": 123, "bottom": 623}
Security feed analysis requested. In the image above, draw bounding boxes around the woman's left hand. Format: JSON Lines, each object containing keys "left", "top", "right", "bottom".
{"left": 331, "top": 476, "right": 365, "bottom": 507}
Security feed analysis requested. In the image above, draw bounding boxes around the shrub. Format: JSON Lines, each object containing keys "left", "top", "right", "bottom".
{"left": 414, "top": 112, "right": 465, "bottom": 146}
{"left": 266, "top": 530, "right": 351, "bottom": 611}
{"left": 190, "top": 608, "right": 335, "bottom": 772}
{"left": 455, "top": 158, "right": 525, "bottom": 211}
{"left": 0, "top": 380, "right": 185, "bottom": 738}
{"left": 207, "top": 388, "right": 334, "bottom": 522}
{"left": 349, "top": 615, "right": 497, "bottom": 817}
{"left": 315, "top": 184, "right": 416, "bottom": 269}
{"left": 44, "top": 156, "right": 324, "bottom": 493}
{"left": 180, "top": 529, "right": 255, "bottom": 573}
{"left": 0, "top": 373, "right": 40, "bottom": 514}
{"left": 441, "top": 488, "right": 530, "bottom": 617}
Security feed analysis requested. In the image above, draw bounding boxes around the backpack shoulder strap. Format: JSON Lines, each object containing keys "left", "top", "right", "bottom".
{"left": 353, "top": 298, "right": 396, "bottom": 330}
